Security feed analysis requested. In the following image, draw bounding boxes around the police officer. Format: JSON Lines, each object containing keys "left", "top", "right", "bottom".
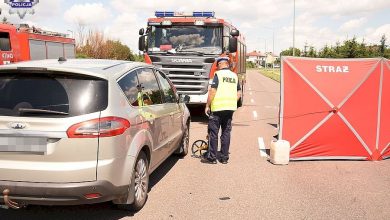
{"left": 202, "top": 56, "right": 241, "bottom": 164}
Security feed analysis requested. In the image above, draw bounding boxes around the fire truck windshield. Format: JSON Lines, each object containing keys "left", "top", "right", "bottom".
{"left": 147, "top": 26, "right": 223, "bottom": 54}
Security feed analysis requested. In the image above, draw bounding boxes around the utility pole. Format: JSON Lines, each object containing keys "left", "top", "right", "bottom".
{"left": 293, "top": 0, "right": 296, "bottom": 56}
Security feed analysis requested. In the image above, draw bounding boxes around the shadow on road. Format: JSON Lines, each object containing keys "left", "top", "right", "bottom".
{"left": 187, "top": 105, "right": 208, "bottom": 124}
{"left": 0, "top": 202, "right": 134, "bottom": 220}
{"left": 149, "top": 155, "right": 180, "bottom": 190}
{"left": 0, "top": 157, "right": 182, "bottom": 220}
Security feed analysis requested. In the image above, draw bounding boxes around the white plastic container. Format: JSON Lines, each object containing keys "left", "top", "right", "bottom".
{"left": 270, "top": 140, "right": 290, "bottom": 165}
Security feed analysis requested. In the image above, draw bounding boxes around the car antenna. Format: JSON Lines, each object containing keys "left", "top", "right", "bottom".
{"left": 58, "top": 57, "right": 67, "bottom": 62}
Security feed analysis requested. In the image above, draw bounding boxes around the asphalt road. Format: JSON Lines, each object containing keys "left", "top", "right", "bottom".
{"left": 1, "top": 69, "right": 390, "bottom": 220}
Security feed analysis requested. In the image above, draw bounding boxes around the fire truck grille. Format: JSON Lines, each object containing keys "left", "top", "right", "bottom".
{"left": 161, "top": 68, "right": 209, "bottom": 95}
{"left": 162, "top": 64, "right": 203, "bottom": 69}
{"left": 152, "top": 58, "right": 214, "bottom": 96}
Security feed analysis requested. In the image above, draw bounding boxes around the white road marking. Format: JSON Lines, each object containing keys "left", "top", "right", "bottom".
{"left": 249, "top": 87, "right": 252, "bottom": 91}
{"left": 258, "top": 137, "right": 268, "bottom": 157}
{"left": 249, "top": 92, "right": 253, "bottom": 95}
{"left": 265, "top": 105, "right": 278, "bottom": 109}
{"left": 251, "top": 99, "right": 254, "bottom": 103}
{"left": 253, "top": 111, "right": 258, "bottom": 119}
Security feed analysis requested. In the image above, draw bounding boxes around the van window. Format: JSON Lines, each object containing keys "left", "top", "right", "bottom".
{"left": 0, "top": 32, "right": 11, "bottom": 51}
{"left": 155, "top": 70, "right": 177, "bottom": 103}
{"left": 118, "top": 70, "right": 139, "bottom": 106}
{"left": 136, "top": 68, "right": 163, "bottom": 105}
{"left": 0, "top": 71, "right": 108, "bottom": 117}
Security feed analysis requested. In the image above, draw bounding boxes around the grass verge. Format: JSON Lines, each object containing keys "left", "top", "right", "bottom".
{"left": 259, "top": 68, "right": 281, "bottom": 82}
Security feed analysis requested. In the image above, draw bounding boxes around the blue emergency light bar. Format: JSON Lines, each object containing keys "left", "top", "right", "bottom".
{"left": 193, "top": 12, "right": 215, "bottom": 17}
{"left": 155, "top": 11, "right": 215, "bottom": 18}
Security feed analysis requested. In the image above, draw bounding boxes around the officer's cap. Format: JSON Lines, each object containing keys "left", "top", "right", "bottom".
{"left": 215, "top": 56, "right": 230, "bottom": 64}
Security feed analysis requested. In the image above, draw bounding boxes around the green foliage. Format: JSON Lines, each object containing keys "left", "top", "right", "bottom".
{"left": 76, "top": 30, "right": 141, "bottom": 61}
{"left": 282, "top": 35, "right": 390, "bottom": 59}
{"left": 76, "top": 53, "right": 89, "bottom": 58}
{"left": 281, "top": 47, "right": 301, "bottom": 56}
{"left": 380, "top": 35, "right": 386, "bottom": 56}
{"left": 260, "top": 68, "right": 280, "bottom": 82}
{"left": 246, "top": 61, "right": 256, "bottom": 69}
{"left": 105, "top": 40, "right": 133, "bottom": 60}
{"left": 133, "top": 54, "right": 145, "bottom": 62}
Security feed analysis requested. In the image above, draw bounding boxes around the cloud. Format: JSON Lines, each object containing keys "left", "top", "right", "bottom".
{"left": 60, "top": 0, "right": 390, "bottom": 54}
{"left": 297, "top": 0, "right": 390, "bottom": 18}
{"left": 107, "top": 0, "right": 294, "bottom": 52}
{"left": 364, "top": 24, "right": 390, "bottom": 44}
{"left": 64, "top": 3, "right": 111, "bottom": 26}
{"left": 104, "top": 13, "right": 141, "bottom": 52}
{"left": 339, "top": 18, "right": 367, "bottom": 32}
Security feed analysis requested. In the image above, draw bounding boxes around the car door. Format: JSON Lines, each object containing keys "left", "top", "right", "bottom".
{"left": 155, "top": 69, "right": 182, "bottom": 152}
{"left": 136, "top": 68, "right": 168, "bottom": 169}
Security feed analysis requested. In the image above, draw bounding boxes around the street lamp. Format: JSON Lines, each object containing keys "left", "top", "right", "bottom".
{"left": 293, "top": 0, "right": 296, "bottom": 56}
{"left": 260, "top": 26, "right": 275, "bottom": 55}
{"left": 257, "top": 37, "right": 267, "bottom": 54}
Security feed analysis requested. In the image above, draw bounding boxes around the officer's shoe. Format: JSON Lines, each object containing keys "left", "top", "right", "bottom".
{"left": 201, "top": 157, "right": 217, "bottom": 164}
{"left": 218, "top": 158, "right": 228, "bottom": 164}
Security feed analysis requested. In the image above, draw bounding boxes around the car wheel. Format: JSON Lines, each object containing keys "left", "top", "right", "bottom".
{"left": 175, "top": 124, "right": 189, "bottom": 157}
{"left": 118, "top": 151, "right": 149, "bottom": 211}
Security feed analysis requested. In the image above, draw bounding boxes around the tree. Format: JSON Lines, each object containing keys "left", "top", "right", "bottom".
{"left": 281, "top": 47, "right": 301, "bottom": 56}
{"left": 280, "top": 35, "right": 390, "bottom": 59}
{"left": 106, "top": 40, "right": 132, "bottom": 60}
{"left": 76, "top": 29, "right": 140, "bottom": 61}
{"left": 318, "top": 45, "right": 333, "bottom": 58}
{"left": 307, "top": 46, "right": 316, "bottom": 57}
{"left": 379, "top": 34, "right": 386, "bottom": 57}
{"left": 340, "top": 37, "right": 359, "bottom": 58}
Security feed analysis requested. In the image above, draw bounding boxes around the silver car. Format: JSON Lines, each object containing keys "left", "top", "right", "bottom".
{"left": 0, "top": 59, "right": 191, "bottom": 211}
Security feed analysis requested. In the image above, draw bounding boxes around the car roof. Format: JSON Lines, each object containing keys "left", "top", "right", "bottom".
{"left": 0, "top": 59, "right": 153, "bottom": 79}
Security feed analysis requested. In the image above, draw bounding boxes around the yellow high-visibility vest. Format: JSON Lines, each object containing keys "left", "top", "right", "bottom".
{"left": 211, "top": 69, "right": 238, "bottom": 112}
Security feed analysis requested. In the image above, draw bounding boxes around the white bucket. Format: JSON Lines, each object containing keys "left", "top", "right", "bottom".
{"left": 270, "top": 140, "right": 290, "bottom": 165}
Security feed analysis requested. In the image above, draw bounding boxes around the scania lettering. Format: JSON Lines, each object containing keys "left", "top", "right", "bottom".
{"left": 316, "top": 65, "right": 349, "bottom": 73}
{"left": 139, "top": 11, "right": 246, "bottom": 106}
{"left": 172, "top": 58, "right": 193, "bottom": 63}
{"left": 0, "top": 23, "right": 75, "bottom": 65}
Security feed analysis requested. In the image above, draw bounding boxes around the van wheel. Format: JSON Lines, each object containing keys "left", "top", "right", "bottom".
{"left": 175, "top": 125, "right": 189, "bottom": 157}
{"left": 118, "top": 151, "right": 149, "bottom": 211}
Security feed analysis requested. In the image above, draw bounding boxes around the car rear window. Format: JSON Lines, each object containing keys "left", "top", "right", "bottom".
{"left": 0, "top": 71, "right": 108, "bottom": 117}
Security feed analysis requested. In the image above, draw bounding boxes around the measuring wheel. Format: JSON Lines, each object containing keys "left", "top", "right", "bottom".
{"left": 191, "top": 140, "right": 208, "bottom": 157}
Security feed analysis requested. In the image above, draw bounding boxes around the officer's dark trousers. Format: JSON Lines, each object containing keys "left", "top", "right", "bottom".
{"left": 207, "top": 110, "right": 234, "bottom": 161}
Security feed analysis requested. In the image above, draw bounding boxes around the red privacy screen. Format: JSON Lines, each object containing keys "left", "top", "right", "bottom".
{"left": 279, "top": 57, "right": 389, "bottom": 161}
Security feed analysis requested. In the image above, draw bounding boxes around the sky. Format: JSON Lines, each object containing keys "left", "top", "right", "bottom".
{"left": 1, "top": 0, "right": 389, "bottom": 54}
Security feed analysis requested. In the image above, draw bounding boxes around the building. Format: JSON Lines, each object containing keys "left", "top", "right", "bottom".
{"left": 246, "top": 51, "right": 265, "bottom": 67}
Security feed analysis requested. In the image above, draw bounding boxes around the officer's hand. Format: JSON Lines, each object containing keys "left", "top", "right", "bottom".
{"left": 205, "top": 106, "right": 210, "bottom": 117}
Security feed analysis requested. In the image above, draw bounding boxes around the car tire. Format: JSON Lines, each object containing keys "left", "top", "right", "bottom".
{"left": 117, "top": 151, "right": 149, "bottom": 212}
{"left": 175, "top": 124, "right": 189, "bottom": 157}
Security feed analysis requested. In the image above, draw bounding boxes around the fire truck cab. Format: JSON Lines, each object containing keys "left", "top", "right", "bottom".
{"left": 139, "top": 11, "right": 246, "bottom": 106}
{"left": 0, "top": 23, "right": 75, "bottom": 65}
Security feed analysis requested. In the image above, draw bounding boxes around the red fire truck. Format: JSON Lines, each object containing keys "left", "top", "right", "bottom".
{"left": 138, "top": 11, "right": 246, "bottom": 106}
{"left": 0, "top": 23, "right": 75, "bottom": 65}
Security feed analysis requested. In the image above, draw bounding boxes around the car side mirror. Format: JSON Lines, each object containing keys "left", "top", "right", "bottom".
{"left": 230, "top": 29, "right": 239, "bottom": 37}
{"left": 139, "top": 35, "right": 146, "bottom": 51}
{"left": 229, "top": 37, "right": 237, "bottom": 53}
{"left": 179, "top": 94, "right": 190, "bottom": 104}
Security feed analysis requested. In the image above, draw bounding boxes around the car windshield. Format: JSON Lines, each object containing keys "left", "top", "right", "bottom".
{"left": 0, "top": 71, "right": 108, "bottom": 117}
{"left": 147, "top": 25, "right": 223, "bottom": 54}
